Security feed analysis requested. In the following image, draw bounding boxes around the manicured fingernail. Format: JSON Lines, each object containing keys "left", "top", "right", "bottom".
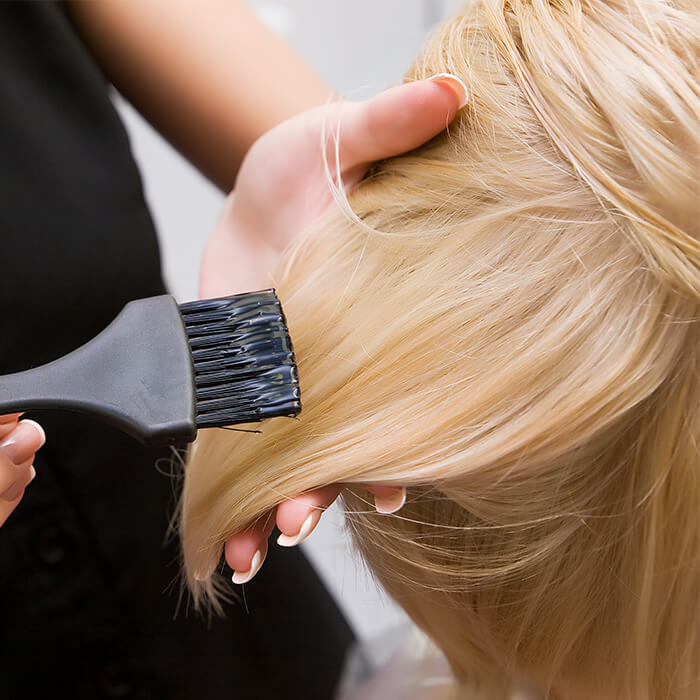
{"left": 428, "top": 73, "right": 468, "bottom": 109}
{"left": 276, "top": 511, "right": 320, "bottom": 547}
{"left": 232, "top": 548, "right": 266, "bottom": 585}
{"left": 29, "top": 466, "right": 36, "bottom": 482}
{"left": 375, "top": 486, "right": 406, "bottom": 514}
{"left": 24, "top": 420, "right": 46, "bottom": 447}
{"left": 0, "top": 420, "right": 46, "bottom": 465}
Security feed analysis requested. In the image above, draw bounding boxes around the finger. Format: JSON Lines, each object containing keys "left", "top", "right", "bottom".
{"left": 365, "top": 485, "right": 406, "bottom": 514}
{"left": 0, "top": 414, "right": 22, "bottom": 441}
{"left": 0, "top": 420, "right": 46, "bottom": 466}
{"left": 0, "top": 450, "right": 30, "bottom": 499}
{"left": 0, "top": 461, "right": 36, "bottom": 529}
{"left": 275, "top": 485, "right": 342, "bottom": 547}
{"left": 1, "top": 462, "right": 35, "bottom": 503}
{"left": 224, "top": 509, "right": 276, "bottom": 574}
{"left": 0, "top": 454, "right": 18, "bottom": 500}
{"left": 338, "top": 74, "right": 468, "bottom": 172}
{"left": 231, "top": 538, "right": 268, "bottom": 586}
{"left": 225, "top": 484, "right": 344, "bottom": 580}
{"left": 0, "top": 491, "right": 23, "bottom": 528}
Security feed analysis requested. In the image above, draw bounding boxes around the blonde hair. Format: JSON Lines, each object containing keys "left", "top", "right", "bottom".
{"left": 181, "top": 0, "right": 700, "bottom": 697}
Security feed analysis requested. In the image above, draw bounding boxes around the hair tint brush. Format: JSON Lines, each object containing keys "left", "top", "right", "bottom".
{"left": 0, "top": 290, "right": 300, "bottom": 445}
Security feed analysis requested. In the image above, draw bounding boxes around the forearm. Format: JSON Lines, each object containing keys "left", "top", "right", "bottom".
{"left": 66, "top": 0, "right": 330, "bottom": 191}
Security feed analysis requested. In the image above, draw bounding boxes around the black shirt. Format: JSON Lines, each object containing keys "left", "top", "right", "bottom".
{"left": 0, "top": 3, "right": 353, "bottom": 698}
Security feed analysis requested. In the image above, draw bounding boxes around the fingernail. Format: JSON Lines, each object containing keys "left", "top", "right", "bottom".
{"left": 428, "top": 73, "right": 468, "bottom": 109}
{"left": 232, "top": 548, "right": 266, "bottom": 585}
{"left": 375, "top": 486, "right": 406, "bottom": 514}
{"left": 0, "top": 420, "right": 46, "bottom": 465}
{"left": 276, "top": 511, "right": 320, "bottom": 547}
{"left": 29, "top": 465, "right": 36, "bottom": 482}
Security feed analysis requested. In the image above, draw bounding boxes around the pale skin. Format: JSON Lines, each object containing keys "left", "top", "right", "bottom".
{"left": 2, "top": 1, "right": 466, "bottom": 581}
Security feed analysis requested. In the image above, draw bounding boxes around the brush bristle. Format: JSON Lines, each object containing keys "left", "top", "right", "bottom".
{"left": 179, "top": 291, "right": 301, "bottom": 428}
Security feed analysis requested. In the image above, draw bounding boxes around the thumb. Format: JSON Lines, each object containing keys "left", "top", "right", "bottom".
{"left": 336, "top": 74, "right": 468, "bottom": 172}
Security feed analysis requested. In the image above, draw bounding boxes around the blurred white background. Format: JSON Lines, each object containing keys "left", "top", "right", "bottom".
{"left": 114, "top": 0, "right": 463, "bottom": 645}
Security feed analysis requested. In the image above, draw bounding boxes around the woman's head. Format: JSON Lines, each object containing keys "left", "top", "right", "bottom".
{"left": 181, "top": 0, "right": 699, "bottom": 696}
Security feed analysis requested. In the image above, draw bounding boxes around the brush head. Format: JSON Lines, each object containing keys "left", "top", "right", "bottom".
{"left": 0, "top": 291, "right": 300, "bottom": 446}
{"left": 179, "top": 290, "right": 301, "bottom": 429}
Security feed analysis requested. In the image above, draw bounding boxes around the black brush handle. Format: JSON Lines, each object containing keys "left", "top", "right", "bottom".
{"left": 0, "top": 296, "right": 197, "bottom": 445}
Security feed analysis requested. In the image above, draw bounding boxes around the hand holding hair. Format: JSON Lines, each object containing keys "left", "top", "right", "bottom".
{"left": 198, "top": 75, "right": 466, "bottom": 582}
{"left": 223, "top": 485, "right": 407, "bottom": 584}
{"left": 199, "top": 74, "right": 468, "bottom": 299}
{"left": 0, "top": 414, "right": 45, "bottom": 527}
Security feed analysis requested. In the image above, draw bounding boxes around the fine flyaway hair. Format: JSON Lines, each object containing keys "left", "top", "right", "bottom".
{"left": 180, "top": 0, "right": 700, "bottom": 697}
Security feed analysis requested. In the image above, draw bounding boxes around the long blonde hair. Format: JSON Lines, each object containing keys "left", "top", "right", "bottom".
{"left": 181, "top": 0, "right": 700, "bottom": 696}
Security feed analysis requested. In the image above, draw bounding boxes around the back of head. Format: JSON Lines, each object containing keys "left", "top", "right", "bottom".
{"left": 182, "top": 1, "right": 700, "bottom": 697}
